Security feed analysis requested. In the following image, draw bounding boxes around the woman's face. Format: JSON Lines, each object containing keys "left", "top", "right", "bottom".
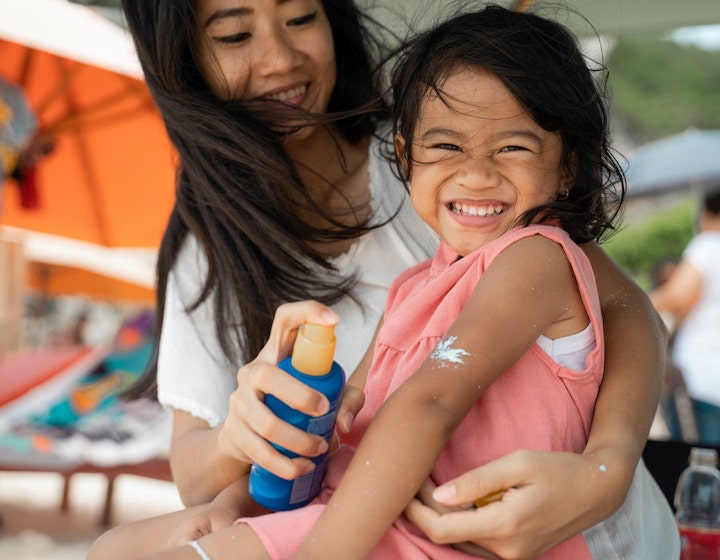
{"left": 196, "top": 0, "right": 336, "bottom": 116}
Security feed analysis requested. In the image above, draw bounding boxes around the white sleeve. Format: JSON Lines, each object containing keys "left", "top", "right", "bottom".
{"left": 683, "top": 232, "right": 717, "bottom": 278}
{"left": 157, "top": 236, "right": 237, "bottom": 428}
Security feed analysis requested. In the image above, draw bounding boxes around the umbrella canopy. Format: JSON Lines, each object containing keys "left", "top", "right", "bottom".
{"left": 1, "top": 225, "right": 155, "bottom": 305}
{"left": 21, "top": 229, "right": 156, "bottom": 304}
{"left": 0, "top": 0, "right": 176, "bottom": 249}
{"left": 624, "top": 129, "right": 720, "bottom": 198}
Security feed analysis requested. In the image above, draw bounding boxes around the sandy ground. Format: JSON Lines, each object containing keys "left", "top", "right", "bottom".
{"left": 0, "top": 471, "right": 183, "bottom": 559}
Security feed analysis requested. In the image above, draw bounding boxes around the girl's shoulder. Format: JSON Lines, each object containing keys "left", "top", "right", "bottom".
{"left": 483, "top": 224, "right": 575, "bottom": 258}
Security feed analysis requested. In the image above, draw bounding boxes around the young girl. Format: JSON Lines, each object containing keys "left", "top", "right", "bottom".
{"left": 98, "top": 5, "right": 676, "bottom": 559}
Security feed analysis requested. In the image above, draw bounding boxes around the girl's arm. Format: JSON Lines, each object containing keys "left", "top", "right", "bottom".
{"left": 293, "top": 236, "right": 582, "bottom": 559}
{"left": 405, "top": 242, "right": 666, "bottom": 559}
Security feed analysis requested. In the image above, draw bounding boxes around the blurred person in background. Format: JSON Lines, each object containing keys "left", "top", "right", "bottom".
{"left": 651, "top": 188, "right": 720, "bottom": 445}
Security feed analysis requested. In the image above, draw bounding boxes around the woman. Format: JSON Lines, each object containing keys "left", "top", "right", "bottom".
{"left": 110, "top": 0, "right": 668, "bottom": 557}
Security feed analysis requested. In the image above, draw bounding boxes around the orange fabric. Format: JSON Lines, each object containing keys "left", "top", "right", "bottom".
{"left": 0, "top": 39, "right": 176, "bottom": 249}
{"left": 26, "top": 261, "right": 155, "bottom": 305}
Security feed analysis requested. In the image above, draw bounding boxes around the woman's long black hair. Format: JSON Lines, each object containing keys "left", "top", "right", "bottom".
{"left": 392, "top": 4, "right": 626, "bottom": 245}
{"left": 121, "top": 0, "right": 392, "bottom": 398}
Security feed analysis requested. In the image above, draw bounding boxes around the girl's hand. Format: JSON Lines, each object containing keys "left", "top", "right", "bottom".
{"left": 335, "top": 383, "right": 365, "bottom": 435}
{"left": 218, "top": 301, "right": 340, "bottom": 480}
{"left": 405, "top": 450, "right": 625, "bottom": 559}
{"left": 168, "top": 501, "right": 238, "bottom": 546}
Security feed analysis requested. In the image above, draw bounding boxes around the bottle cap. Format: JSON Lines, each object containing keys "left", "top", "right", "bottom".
{"left": 690, "top": 447, "right": 719, "bottom": 467}
{"left": 291, "top": 323, "right": 335, "bottom": 376}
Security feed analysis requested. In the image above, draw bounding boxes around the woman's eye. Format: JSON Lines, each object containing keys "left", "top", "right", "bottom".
{"left": 288, "top": 11, "right": 317, "bottom": 26}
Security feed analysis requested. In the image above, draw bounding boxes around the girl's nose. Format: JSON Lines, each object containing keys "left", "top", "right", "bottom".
{"left": 255, "top": 29, "right": 303, "bottom": 77}
{"left": 457, "top": 156, "right": 500, "bottom": 189}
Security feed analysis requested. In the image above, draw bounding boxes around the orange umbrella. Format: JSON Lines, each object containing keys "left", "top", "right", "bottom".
{"left": 27, "top": 263, "right": 155, "bottom": 304}
{"left": 0, "top": 0, "right": 176, "bottom": 249}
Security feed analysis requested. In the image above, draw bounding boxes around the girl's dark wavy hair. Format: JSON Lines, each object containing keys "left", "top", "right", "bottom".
{"left": 121, "top": 0, "right": 392, "bottom": 398}
{"left": 391, "top": 4, "right": 626, "bottom": 245}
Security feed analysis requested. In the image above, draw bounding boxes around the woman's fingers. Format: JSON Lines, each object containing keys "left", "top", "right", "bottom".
{"left": 226, "top": 368, "right": 326, "bottom": 458}
{"left": 259, "top": 301, "right": 339, "bottom": 364}
{"left": 432, "top": 449, "right": 535, "bottom": 506}
{"left": 241, "top": 360, "right": 329, "bottom": 416}
{"left": 406, "top": 499, "right": 497, "bottom": 546}
{"left": 409, "top": 450, "right": 604, "bottom": 559}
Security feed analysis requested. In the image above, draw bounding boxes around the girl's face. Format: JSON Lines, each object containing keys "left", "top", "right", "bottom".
{"left": 196, "top": 0, "right": 336, "bottom": 118}
{"left": 399, "top": 66, "right": 571, "bottom": 257}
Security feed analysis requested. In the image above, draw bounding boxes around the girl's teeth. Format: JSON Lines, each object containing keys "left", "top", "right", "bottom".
{"left": 451, "top": 202, "right": 503, "bottom": 216}
{"left": 269, "top": 85, "right": 306, "bottom": 101}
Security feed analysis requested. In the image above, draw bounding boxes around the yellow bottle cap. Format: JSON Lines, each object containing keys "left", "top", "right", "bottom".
{"left": 291, "top": 323, "right": 336, "bottom": 376}
{"left": 474, "top": 490, "right": 506, "bottom": 508}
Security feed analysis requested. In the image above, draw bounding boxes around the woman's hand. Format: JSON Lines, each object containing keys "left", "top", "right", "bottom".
{"left": 218, "top": 301, "right": 340, "bottom": 480}
{"left": 406, "top": 450, "right": 629, "bottom": 559}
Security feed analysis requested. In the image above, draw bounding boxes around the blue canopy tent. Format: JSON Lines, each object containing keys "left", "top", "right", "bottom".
{"left": 625, "top": 129, "right": 720, "bottom": 199}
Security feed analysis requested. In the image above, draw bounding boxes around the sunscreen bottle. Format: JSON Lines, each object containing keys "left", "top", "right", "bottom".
{"left": 248, "top": 323, "right": 345, "bottom": 511}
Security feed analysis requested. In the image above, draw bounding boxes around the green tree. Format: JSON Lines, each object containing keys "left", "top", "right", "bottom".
{"left": 603, "top": 197, "right": 696, "bottom": 290}
{"left": 608, "top": 37, "right": 720, "bottom": 143}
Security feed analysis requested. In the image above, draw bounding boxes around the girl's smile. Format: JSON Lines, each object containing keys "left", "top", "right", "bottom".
{"left": 400, "top": 66, "right": 571, "bottom": 257}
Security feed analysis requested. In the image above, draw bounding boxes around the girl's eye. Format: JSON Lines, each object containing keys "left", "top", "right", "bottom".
{"left": 288, "top": 11, "right": 317, "bottom": 26}
{"left": 431, "top": 143, "right": 461, "bottom": 152}
{"left": 499, "top": 145, "right": 526, "bottom": 153}
{"left": 214, "top": 31, "right": 251, "bottom": 45}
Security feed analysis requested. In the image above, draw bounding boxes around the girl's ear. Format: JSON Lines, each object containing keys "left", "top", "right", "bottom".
{"left": 561, "top": 152, "right": 577, "bottom": 195}
{"left": 394, "top": 133, "right": 409, "bottom": 177}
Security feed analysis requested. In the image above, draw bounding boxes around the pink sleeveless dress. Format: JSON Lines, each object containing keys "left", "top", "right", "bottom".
{"left": 240, "top": 225, "right": 603, "bottom": 559}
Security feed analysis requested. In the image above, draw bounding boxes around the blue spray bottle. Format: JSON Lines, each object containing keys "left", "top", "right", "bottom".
{"left": 248, "top": 323, "right": 345, "bottom": 511}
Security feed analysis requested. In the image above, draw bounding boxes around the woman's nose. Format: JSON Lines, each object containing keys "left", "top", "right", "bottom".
{"left": 255, "top": 29, "right": 303, "bottom": 77}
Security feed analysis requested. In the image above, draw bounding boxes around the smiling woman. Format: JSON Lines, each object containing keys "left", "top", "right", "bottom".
{"left": 196, "top": 0, "right": 337, "bottom": 116}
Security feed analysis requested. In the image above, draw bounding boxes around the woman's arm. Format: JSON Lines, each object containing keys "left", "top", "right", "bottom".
{"left": 294, "top": 237, "right": 582, "bottom": 559}
{"left": 406, "top": 242, "right": 666, "bottom": 558}
{"left": 582, "top": 241, "right": 665, "bottom": 501}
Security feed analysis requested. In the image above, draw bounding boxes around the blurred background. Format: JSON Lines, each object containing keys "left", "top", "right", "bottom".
{"left": 1, "top": 0, "right": 719, "bottom": 558}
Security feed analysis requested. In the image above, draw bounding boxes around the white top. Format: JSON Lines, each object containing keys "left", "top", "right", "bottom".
{"left": 673, "top": 230, "right": 720, "bottom": 405}
{"left": 157, "top": 132, "right": 438, "bottom": 428}
{"left": 155, "top": 129, "right": 678, "bottom": 557}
